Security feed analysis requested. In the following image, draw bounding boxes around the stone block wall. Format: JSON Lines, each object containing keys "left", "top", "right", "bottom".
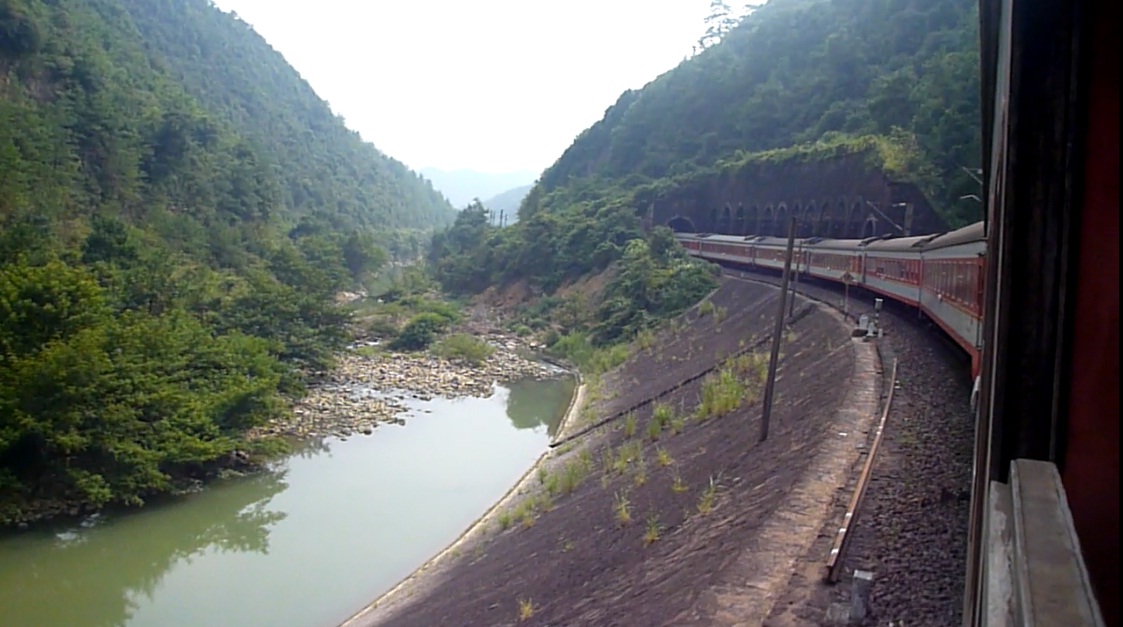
{"left": 645, "top": 152, "right": 948, "bottom": 238}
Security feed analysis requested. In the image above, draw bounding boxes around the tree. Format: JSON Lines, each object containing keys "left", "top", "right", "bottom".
{"left": 699, "top": 0, "right": 738, "bottom": 50}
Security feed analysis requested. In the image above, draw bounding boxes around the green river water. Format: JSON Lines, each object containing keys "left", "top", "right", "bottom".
{"left": 0, "top": 376, "right": 575, "bottom": 627}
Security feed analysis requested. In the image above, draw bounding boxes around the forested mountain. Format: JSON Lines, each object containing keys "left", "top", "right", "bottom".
{"left": 482, "top": 184, "right": 532, "bottom": 224}
{"left": 430, "top": 0, "right": 981, "bottom": 346}
{"left": 533, "top": 0, "right": 980, "bottom": 225}
{"left": 0, "top": 0, "right": 451, "bottom": 522}
{"left": 118, "top": 0, "right": 453, "bottom": 232}
{"left": 420, "top": 168, "right": 538, "bottom": 209}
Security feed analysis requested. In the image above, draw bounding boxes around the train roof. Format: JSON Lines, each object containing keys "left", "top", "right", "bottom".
{"left": 864, "top": 233, "right": 938, "bottom": 252}
{"left": 801, "top": 237, "right": 864, "bottom": 251}
{"left": 675, "top": 223, "right": 986, "bottom": 253}
{"left": 923, "top": 221, "right": 986, "bottom": 250}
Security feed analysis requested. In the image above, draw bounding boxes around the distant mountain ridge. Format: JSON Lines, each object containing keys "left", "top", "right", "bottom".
{"left": 481, "top": 185, "right": 533, "bottom": 224}
{"left": 119, "top": 0, "right": 454, "bottom": 231}
{"left": 420, "top": 168, "right": 538, "bottom": 209}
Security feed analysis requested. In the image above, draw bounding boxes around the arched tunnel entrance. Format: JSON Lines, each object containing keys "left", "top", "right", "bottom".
{"left": 667, "top": 216, "right": 696, "bottom": 232}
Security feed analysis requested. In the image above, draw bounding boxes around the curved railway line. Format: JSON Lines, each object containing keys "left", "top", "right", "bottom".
{"left": 719, "top": 265, "right": 975, "bottom": 625}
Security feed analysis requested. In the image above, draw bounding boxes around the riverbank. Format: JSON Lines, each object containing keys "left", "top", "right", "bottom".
{"left": 0, "top": 375, "right": 580, "bottom": 627}
{"left": 3, "top": 315, "right": 564, "bottom": 528}
{"left": 343, "top": 277, "right": 881, "bottom": 626}
{"left": 250, "top": 330, "right": 562, "bottom": 440}
{"left": 343, "top": 378, "right": 587, "bottom": 627}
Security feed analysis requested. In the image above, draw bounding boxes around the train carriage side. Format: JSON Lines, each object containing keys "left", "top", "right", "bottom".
{"left": 677, "top": 233, "right": 704, "bottom": 255}
{"left": 694, "top": 234, "right": 755, "bottom": 266}
{"left": 919, "top": 223, "right": 987, "bottom": 375}
{"left": 860, "top": 235, "right": 928, "bottom": 307}
{"left": 747, "top": 237, "right": 793, "bottom": 272}
{"left": 802, "top": 238, "right": 864, "bottom": 283}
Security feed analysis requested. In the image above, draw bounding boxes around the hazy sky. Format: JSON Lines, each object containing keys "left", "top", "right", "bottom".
{"left": 211, "top": 0, "right": 712, "bottom": 175}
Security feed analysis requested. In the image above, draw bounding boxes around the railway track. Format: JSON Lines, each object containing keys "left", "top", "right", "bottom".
{"left": 720, "top": 265, "right": 974, "bottom": 625}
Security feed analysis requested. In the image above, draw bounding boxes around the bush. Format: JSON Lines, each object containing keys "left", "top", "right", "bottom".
{"left": 389, "top": 312, "right": 449, "bottom": 351}
{"left": 365, "top": 316, "right": 399, "bottom": 340}
{"left": 398, "top": 295, "right": 462, "bottom": 325}
{"left": 549, "top": 331, "right": 629, "bottom": 375}
{"left": 432, "top": 333, "right": 495, "bottom": 365}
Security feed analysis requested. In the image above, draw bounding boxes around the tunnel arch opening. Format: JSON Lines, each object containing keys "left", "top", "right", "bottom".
{"left": 717, "top": 204, "right": 732, "bottom": 233}
{"left": 861, "top": 216, "right": 878, "bottom": 239}
{"left": 775, "top": 204, "right": 789, "bottom": 236}
{"left": 847, "top": 200, "right": 863, "bottom": 238}
{"left": 667, "top": 216, "right": 696, "bottom": 233}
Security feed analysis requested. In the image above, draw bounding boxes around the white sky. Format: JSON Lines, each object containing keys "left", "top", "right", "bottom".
{"left": 211, "top": 0, "right": 712, "bottom": 174}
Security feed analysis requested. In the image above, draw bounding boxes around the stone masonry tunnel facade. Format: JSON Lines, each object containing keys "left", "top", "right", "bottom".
{"left": 644, "top": 152, "right": 949, "bottom": 239}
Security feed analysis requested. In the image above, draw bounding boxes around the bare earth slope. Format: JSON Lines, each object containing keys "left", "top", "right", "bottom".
{"left": 346, "top": 278, "right": 882, "bottom": 626}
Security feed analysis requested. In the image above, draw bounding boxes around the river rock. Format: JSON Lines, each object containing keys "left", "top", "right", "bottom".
{"left": 248, "top": 330, "right": 560, "bottom": 441}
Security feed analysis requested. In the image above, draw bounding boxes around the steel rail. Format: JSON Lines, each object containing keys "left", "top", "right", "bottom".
{"left": 825, "top": 357, "right": 899, "bottom": 583}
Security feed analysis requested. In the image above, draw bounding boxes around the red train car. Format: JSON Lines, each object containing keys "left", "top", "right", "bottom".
{"left": 966, "top": 0, "right": 1118, "bottom": 624}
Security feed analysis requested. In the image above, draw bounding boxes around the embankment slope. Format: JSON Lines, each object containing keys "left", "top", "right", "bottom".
{"left": 347, "top": 278, "right": 880, "bottom": 626}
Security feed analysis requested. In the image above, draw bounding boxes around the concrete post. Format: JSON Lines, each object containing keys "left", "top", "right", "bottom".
{"left": 851, "top": 569, "right": 874, "bottom": 622}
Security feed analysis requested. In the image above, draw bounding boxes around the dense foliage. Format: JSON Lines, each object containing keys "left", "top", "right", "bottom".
{"left": 0, "top": 0, "right": 451, "bottom": 522}
{"left": 427, "top": 0, "right": 981, "bottom": 368}
{"left": 430, "top": 204, "right": 719, "bottom": 348}
{"left": 530, "top": 0, "right": 982, "bottom": 227}
{"left": 117, "top": 0, "right": 454, "bottom": 234}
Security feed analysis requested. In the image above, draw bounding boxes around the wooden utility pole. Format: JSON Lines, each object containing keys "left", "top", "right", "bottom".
{"left": 760, "top": 216, "right": 797, "bottom": 443}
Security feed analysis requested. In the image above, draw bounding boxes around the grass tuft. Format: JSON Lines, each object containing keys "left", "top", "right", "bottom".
{"left": 633, "top": 457, "right": 648, "bottom": 487}
{"left": 695, "top": 367, "right": 746, "bottom": 419}
{"left": 671, "top": 473, "right": 689, "bottom": 493}
{"left": 643, "top": 514, "right": 663, "bottom": 545}
{"left": 518, "top": 598, "right": 535, "bottom": 621}
{"left": 697, "top": 475, "right": 721, "bottom": 515}
{"left": 623, "top": 412, "right": 637, "bottom": 437}
{"left": 614, "top": 491, "right": 632, "bottom": 526}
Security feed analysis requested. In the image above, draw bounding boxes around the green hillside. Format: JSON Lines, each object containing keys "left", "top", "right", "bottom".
{"left": 0, "top": 0, "right": 451, "bottom": 522}
{"left": 430, "top": 0, "right": 981, "bottom": 351}
{"left": 118, "top": 0, "right": 453, "bottom": 233}
{"left": 534, "top": 0, "right": 981, "bottom": 226}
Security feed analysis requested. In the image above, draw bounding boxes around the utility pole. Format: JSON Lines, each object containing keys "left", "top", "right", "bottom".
{"left": 760, "top": 216, "right": 797, "bottom": 443}
{"left": 789, "top": 239, "right": 802, "bottom": 320}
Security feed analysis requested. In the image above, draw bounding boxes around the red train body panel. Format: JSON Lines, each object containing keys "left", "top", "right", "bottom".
{"left": 675, "top": 221, "right": 986, "bottom": 376}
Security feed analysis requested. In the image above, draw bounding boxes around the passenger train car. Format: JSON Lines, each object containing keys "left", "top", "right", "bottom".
{"left": 674, "top": 221, "right": 987, "bottom": 376}
{"left": 675, "top": 0, "right": 1117, "bottom": 622}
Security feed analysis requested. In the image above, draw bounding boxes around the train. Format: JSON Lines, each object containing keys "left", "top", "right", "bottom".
{"left": 675, "top": 0, "right": 1117, "bottom": 622}
{"left": 673, "top": 221, "right": 987, "bottom": 377}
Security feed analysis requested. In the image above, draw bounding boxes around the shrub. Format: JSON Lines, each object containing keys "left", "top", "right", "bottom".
{"left": 389, "top": 312, "right": 448, "bottom": 350}
{"left": 432, "top": 333, "right": 495, "bottom": 365}
{"left": 365, "top": 316, "right": 398, "bottom": 339}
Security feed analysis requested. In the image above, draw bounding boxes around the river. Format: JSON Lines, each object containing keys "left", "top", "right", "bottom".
{"left": 0, "top": 376, "right": 575, "bottom": 627}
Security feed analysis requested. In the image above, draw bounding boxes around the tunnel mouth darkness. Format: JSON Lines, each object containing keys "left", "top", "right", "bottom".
{"left": 667, "top": 216, "right": 696, "bottom": 232}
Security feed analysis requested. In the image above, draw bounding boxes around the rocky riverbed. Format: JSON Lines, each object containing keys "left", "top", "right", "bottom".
{"left": 250, "top": 334, "right": 566, "bottom": 440}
